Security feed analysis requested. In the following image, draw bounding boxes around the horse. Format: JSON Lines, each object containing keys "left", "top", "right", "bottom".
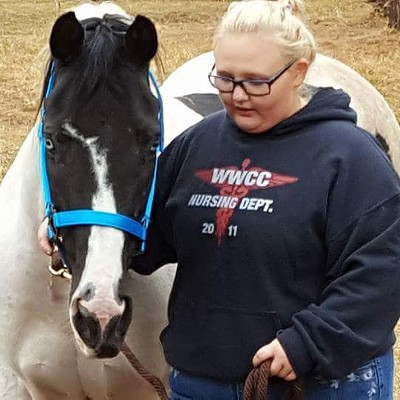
{"left": 161, "top": 51, "right": 400, "bottom": 172}
{"left": 1, "top": 2, "right": 400, "bottom": 400}
{"left": 0, "top": 3, "right": 178, "bottom": 399}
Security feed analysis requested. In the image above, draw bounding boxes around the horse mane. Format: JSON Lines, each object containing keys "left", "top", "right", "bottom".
{"left": 35, "top": 58, "right": 53, "bottom": 122}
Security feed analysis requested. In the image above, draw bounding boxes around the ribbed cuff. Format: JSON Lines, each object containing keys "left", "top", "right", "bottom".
{"left": 277, "top": 327, "right": 315, "bottom": 376}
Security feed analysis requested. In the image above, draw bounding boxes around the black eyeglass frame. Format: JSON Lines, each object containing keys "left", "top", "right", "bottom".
{"left": 208, "top": 59, "right": 297, "bottom": 96}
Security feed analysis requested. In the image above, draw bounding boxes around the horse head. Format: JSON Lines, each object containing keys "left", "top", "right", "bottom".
{"left": 42, "top": 3, "right": 159, "bottom": 358}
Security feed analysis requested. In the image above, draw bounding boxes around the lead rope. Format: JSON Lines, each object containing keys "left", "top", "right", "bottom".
{"left": 243, "top": 360, "right": 272, "bottom": 400}
{"left": 243, "top": 360, "right": 304, "bottom": 400}
{"left": 121, "top": 342, "right": 169, "bottom": 400}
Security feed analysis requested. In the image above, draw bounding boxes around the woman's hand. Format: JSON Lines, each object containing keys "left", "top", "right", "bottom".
{"left": 37, "top": 217, "right": 54, "bottom": 255}
{"left": 252, "top": 338, "right": 297, "bottom": 381}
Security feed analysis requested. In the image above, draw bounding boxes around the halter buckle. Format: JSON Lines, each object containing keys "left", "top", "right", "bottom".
{"left": 48, "top": 263, "right": 72, "bottom": 280}
{"left": 48, "top": 244, "right": 72, "bottom": 280}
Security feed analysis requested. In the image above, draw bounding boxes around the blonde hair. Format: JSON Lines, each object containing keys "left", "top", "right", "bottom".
{"left": 214, "top": 0, "right": 316, "bottom": 65}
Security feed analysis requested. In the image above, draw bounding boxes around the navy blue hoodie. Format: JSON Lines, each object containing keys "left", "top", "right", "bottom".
{"left": 133, "top": 88, "right": 400, "bottom": 382}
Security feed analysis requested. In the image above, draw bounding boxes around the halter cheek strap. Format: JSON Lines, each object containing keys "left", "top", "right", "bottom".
{"left": 38, "top": 62, "right": 164, "bottom": 260}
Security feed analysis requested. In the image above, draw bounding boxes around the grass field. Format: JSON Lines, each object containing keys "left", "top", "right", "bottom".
{"left": 0, "top": 0, "right": 400, "bottom": 396}
{"left": 1, "top": 0, "right": 400, "bottom": 176}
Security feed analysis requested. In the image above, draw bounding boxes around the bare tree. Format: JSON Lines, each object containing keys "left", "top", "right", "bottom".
{"left": 368, "top": 0, "right": 400, "bottom": 30}
{"left": 388, "top": 0, "right": 400, "bottom": 29}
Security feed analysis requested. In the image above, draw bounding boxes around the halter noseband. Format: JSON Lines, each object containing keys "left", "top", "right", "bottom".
{"left": 38, "top": 62, "right": 164, "bottom": 267}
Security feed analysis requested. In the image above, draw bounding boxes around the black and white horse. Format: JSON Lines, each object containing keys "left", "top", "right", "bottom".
{"left": 0, "top": 2, "right": 399, "bottom": 399}
{"left": 0, "top": 3, "right": 175, "bottom": 399}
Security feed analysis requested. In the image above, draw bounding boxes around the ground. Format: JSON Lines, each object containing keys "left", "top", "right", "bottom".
{"left": 0, "top": 0, "right": 399, "bottom": 395}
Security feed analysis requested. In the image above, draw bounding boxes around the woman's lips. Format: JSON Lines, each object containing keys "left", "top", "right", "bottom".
{"left": 235, "top": 107, "right": 254, "bottom": 115}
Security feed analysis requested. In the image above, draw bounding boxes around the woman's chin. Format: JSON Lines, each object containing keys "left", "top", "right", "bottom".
{"left": 232, "top": 115, "right": 265, "bottom": 134}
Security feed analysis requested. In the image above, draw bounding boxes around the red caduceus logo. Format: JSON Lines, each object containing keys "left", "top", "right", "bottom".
{"left": 195, "top": 158, "right": 298, "bottom": 244}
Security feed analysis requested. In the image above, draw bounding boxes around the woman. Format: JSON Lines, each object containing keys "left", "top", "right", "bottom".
{"left": 39, "top": 0, "right": 400, "bottom": 398}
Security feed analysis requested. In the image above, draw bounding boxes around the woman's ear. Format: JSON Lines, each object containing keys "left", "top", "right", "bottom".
{"left": 291, "top": 58, "right": 310, "bottom": 88}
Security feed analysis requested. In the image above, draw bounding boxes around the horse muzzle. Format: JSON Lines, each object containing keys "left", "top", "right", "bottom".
{"left": 70, "top": 294, "right": 133, "bottom": 358}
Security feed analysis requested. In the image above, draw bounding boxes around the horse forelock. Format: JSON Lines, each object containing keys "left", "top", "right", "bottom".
{"left": 78, "top": 16, "right": 132, "bottom": 95}
{"left": 72, "top": 0, "right": 134, "bottom": 80}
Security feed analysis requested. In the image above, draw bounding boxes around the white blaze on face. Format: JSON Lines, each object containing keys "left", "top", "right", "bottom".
{"left": 64, "top": 124, "right": 125, "bottom": 336}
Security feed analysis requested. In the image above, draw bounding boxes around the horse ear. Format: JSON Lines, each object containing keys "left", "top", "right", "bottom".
{"left": 126, "top": 15, "right": 158, "bottom": 64}
{"left": 50, "top": 11, "right": 84, "bottom": 62}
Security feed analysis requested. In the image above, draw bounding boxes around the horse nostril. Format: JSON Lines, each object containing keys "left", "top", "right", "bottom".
{"left": 73, "top": 301, "right": 101, "bottom": 347}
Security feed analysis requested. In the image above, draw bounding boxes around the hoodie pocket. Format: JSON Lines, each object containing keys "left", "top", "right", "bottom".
{"left": 200, "top": 306, "right": 282, "bottom": 346}
{"left": 161, "top": 303, "right": 283, "bottom": 380}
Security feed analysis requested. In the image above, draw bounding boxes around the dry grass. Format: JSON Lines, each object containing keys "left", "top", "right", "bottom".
{"left": 0, "top": 0, "right": 400, "bottom": 395}
{"left": 1, "top": 0, "right": 400, "bottom": 178}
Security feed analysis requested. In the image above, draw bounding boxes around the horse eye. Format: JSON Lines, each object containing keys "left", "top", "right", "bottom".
{"left": 45, "top": 138, "right": 55, "bottom": 151}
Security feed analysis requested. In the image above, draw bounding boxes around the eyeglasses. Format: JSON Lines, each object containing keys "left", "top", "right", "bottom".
{"left": 208, "top": 60, "right": 296, "bottom": 96}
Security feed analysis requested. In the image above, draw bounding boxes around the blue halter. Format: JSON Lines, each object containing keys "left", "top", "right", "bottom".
{"left": 38, "top": 62, "right": 164, "bottom": 254}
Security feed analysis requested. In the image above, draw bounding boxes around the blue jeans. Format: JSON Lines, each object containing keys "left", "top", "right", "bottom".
{"left": 169, "top": 349, "right": 394, "bottom": 399}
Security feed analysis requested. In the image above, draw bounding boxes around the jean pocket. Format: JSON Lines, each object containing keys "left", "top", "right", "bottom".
{"left": 169, "top": 369, "right": 193, "bottom": 400}
{"left": 355, "top": 350, "right": 394, "bottom": 399}
{"left": 310, "top": 362, "right": 381, "bottom": 399}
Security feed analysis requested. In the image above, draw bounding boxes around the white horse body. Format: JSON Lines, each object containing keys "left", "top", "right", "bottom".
{"left": 1, "top": 22, "right": 400, "bottom": 400}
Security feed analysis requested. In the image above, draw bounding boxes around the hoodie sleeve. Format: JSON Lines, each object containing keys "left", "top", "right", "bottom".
{"left": 130, "top": 137, "right": 183, "bottom": 275}
{"left": 278, "top": 130, "right": 400, "bottom": 379}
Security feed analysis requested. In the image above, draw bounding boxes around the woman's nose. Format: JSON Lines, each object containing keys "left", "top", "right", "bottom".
{"left": 232, "top": 83, "right": 249, "bottom": 101}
